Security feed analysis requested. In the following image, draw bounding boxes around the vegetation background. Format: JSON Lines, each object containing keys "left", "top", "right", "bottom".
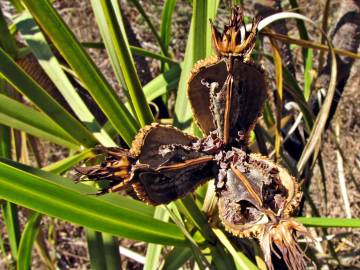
{"left": 0, "top": 0, "right": 359, "bottom": 269}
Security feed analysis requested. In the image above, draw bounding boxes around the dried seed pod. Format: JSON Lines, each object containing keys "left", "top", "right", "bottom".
{"left": 77, "top": 124, "right": 215, "bottom": 205}
{"left": 217, "top": 148, "right": 312, "bottom": 270}
{"left": 187, "top": 7, "right": 266, "bottom": 146}
{"left": 76, "top": 6, "right": 313, "bottom": 269}
{"left": 187, "top": 56, "right": 225, "bottom": 135}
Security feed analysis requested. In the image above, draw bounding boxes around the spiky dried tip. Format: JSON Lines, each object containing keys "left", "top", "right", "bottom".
{"left": 75, "top": 147, "right": 134, "bottom": 194}
{"left": 259, "top": 218, "right": 315, "bottom": 270}
{"left": 210, "top": 6, "right": 260, "bottom": 58}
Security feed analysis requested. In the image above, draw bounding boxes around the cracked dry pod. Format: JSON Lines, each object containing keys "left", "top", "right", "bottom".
{"left": 187, "top": 6, "right": 267, "bottom": 146}
{"left": 216, "top": 148, "right": 314, "bottom": 270}
{"left": 76, "top": 124, "right": 215, "bottom": 205}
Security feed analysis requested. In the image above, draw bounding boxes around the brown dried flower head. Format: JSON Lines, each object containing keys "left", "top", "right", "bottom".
{"left": 210, "top": 6, "right": 259, "bottom": 60}
{"left": 76, "top": 6, "right": 314, "bottom": 270}
{"left": 216, "top": 149, "right": 314, "bottom": 270}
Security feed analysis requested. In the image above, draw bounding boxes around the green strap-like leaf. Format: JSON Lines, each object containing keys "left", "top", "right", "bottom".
{"left": 86, "top": 229, "right": 108, "bottom": 270}
{"left": 81, "top": 43, "right": 179, "bottom": 64}
{"left": 143, "top": 63, "right": 181, "bottom": 102}
{"left": 0, "top": 81, "right": 21, "bottom": 265}
{"left": 213, "top": 229, "right": 259, "bottom": 270}
{"left": 0, "top": 158, "right": 185, "bottom": 245}
{"left": 0, "top": 94, "right": 80, "bottom": 149}
{"left": 297, "top": 217, "right": 360, "bottom": 228}
{"left": 1, "top": 202, "right": 21, "bottom": 262}
{"left": 0, "top": 47, "right": 97, "bottom": 148}
{"left": 162, "top": 246, "right": 192, "bottom": 270}
{"left": 91, "top": 0, "right": 154, "bottom": 127}
{"left": 17, "top": 212, "right": 42, "bottom": 270}
{"left": 102, "top": 232, "right": 122, "bottom": 270}
{"left": 144, "top": 207, "right": 170, "bottom": 270}
{"left": 42, "top": 149, "right": 94, "bottom": 174}
{"left": 2, "top": 156, "right": 155, "bottom": 216}
{"left": 128, "top": 0, "right": 169, "bottom": 57}
{"left": 0, "top": 7, "right": 18, "bottom": 56}
{"left": 303, "top": 48, "right": 313, "bottom": 101}
{"left": 22, "top": 0, "right": 139, "bottom": 146}
{"left": 15, "top": 11, "right": 116, "bottom": 147}
{"left": 160, "top": 0, "right": 177, "bottom": 53}
{"left": 90, "top": 0, "right": 134, "bottom": 115}
{"left": 16, "top": 147, "right": 119, "bottom": 269}
{"left": 103, "top": 64, "right": 181, "bottom": 138}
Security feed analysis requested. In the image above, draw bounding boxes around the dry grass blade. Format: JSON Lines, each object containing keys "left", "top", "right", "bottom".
{"left": 119, "top": 246, "right": 145, "bottom": 264}
{"left": 259, "top": 13, "right": 337, "bottom": 171}
{"left": 259, "top": 12, "right": 338, "bottom": 174}
{"left": 335, "top": 119, "right": 352, "bottom": 218}
{"left": 269, "top": 35, "right": 283, "bottom": 162}
{"left": 262, "top": 31, "right": 360, "bottom": 59}
{"left": 317, "top": 0, "right": 331, "bottom": 70}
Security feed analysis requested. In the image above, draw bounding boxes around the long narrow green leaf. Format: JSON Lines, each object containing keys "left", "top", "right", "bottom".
{"left": 1, "top": 157, "right": 155, "bottom": 216}
{"left": 15, "top": 12, "right": 116, "bottom": 147}
{"left": 86, "top": 229, "right": 107, "bottom": 270}
{"left": 104, "top": 64, "right": 181, "bottom": 138}
{"left": 192, "top": 0, "right": 207, "bottom": 63}
{"left": 0, "top": 81, "right": 21, "bottom": 264}
{"left": 92, "top": 0, "right": 154, "bottom": 126}
{"left": 90, "top": 0, "right": 133, "bottom": 114}
{"left": 166, "top": 204, "right": 212, "bottom": 269}
{"left": 159, "top": 0, "right": 176, "bottom": 73}
{"left": 174, "top": 0, "right": 219, "bottom": 130}
{"left": 8, "top": 0, "right": 25, "bottom": 12}
{"left": 144, "top": 207, "right": 170, "bottom": 270}
{"left": 160, "top": 0, "right": 176, "bottom": 53}
{"left": 297, "top": 217, "right": 360, "bottom": 228}
{"left": 0, "top": 7, "right": 18, "bottom": 56}
{"left": 213, "top": 229, "right": 259, "bottom": 270}
{"left": 303, "top": 48, "right": 313, "bottom": 101}
{"left": 177, "top": 196, "right": 216, "bottom": 243}
{"left": 131, "top": 46, "right": 178, "bottom": 65}
{"left": 288, "top": 0, "right": 310, "bottom": 63}
{"left": 0, "top": 47, "right": 97, "bottom": 148}
{"left": 82, "top": 42, "right": 178, "bottom": 64}
{"left": 17, "top": 212, "right": 42, "bottom": 270}
{"left": 205, "top": 0, "right": 220, "bottom": 56}
{"left": 1, "top": 206, "right": 20, "bottom": 262}
{"left": 143, "top": 64, "right": 181, "bottom": 102}
{"left": 162, "top": 247, "right": 192, "bottom": 270}
{"left": 128, "top": 0, "right": 169, "bottom": 56}
{"left": 269, "top": 37, "right": 283, "bottom": 161}
{"left": 0, "top": 94, "right": 80, "bottom": 149}
{"left": 0, "top": 158, "right": 185, "bottom": 245}
{"left": 22, "top": 0, "right": 139, "bottom": 146}
{"left": 42, "top": 149, "right": 94, "bottom": 174}
{"left": 0, "top": 87, "right": 12, "bottom": 159}
{"left": 1, "top": 201, "right": 21, "bottom": 262}
{"left": 102, "top": 233, "right": 122, "bottom": 270}
{"left": 16, "top": 147, "right": 115, "bottom": 270}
